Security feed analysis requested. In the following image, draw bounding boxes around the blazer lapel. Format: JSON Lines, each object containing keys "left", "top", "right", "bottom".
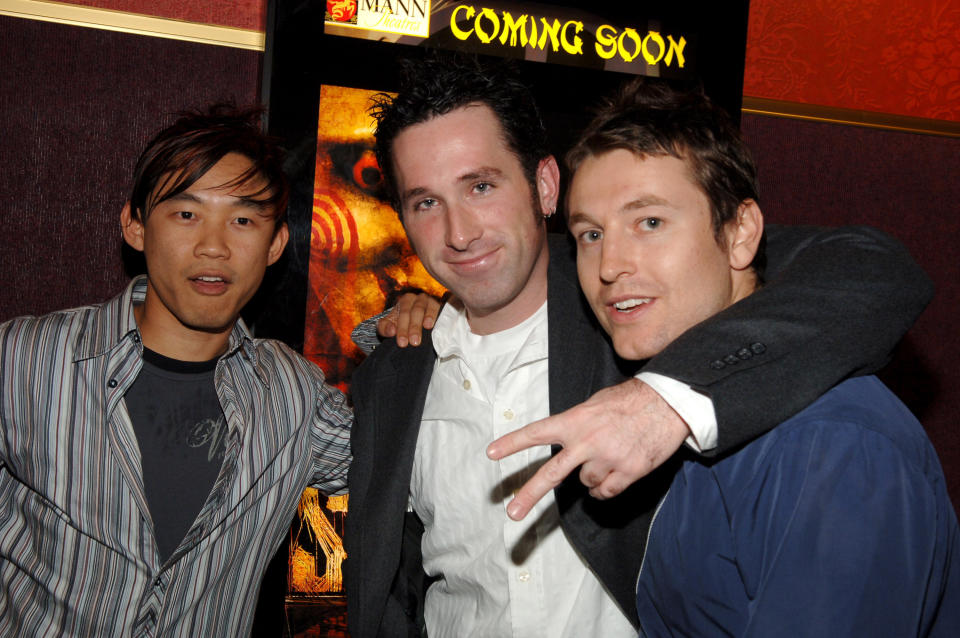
{"left": 544, "top": 235, "right": 649, "bottom": 626}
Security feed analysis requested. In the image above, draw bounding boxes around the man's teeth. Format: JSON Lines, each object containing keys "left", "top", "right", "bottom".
{"left": 196, "top": 276, "right": 224, "bottom": 282}
{"left": 613, "top": 298, "right": 650, "bottom": 311}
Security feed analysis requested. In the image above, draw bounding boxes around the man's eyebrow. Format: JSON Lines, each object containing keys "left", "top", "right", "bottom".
{"left": 623, "top": 195, "right": 671, "bottom": 210}
{"left": 458, "top": 166, "right": 505, "bottom": 183}
{"left": 567, "top": 210, "right": 599, "bottom": 227}
{"left": 400, "top": 186, "right": 428, "bottom": 206}
{"left": 162, "top": 191, "right": 202, "bottom": 206}
{"left": 233, "top": 195, "right": 274, "bottom": 213}
{"left": 161, "top": 190, "right": 273, "bottom": 213}
{"left": 568, "top": 195, "right": 673, "bottom": 227}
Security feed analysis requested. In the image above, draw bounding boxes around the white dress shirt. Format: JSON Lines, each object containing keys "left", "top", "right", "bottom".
{"left": 410, "top": 301, "right": 636, "bottom": 638}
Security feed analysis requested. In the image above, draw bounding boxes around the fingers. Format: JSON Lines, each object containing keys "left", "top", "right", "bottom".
{"left": 579, "top": 459, "right": 634, "bottom": 500}
{"left": 486, "top": 416, "right": 559, "bottom": 460}
{"left": 503, "top": 452, "right": 632, "bottom": 519}
{"left": 392, "top": 294, "right": 423, "bottom": 347}
{"left": 578, "top": 460, "right": 613, "bottom": 490}
{"left": 421, "top": 295, "right": 441, "bottom": 330}
{"left": 406, "top": 303, "right": 427, "bottom": 337}
{"left": 504, "top": 447, "right": 582, "bottom": 520}
{"left": 376, "top": 310, "right": 398, "bottom": 339}
{"left": 586, "top": 470, "right": 632, "bottom": 500}
{"left": 393, "top": 295, "right": 415, "bottom": 347}
{"left": 391, "top": 293, "right": 444, "bottom": 347}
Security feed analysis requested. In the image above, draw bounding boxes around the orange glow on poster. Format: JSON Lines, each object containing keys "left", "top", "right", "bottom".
{"left": 304, "top": 84, "right": 444, "bottom": 393}
{"left": 290, "top": 85, "right": 445, "bottom": 596}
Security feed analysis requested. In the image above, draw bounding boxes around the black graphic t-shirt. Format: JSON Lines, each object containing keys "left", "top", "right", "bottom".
{"left": 125, "top": 347, "right": 226, "bottom": 563}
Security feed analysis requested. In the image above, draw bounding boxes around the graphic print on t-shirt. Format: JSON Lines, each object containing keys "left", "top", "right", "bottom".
{"left": 125, "top": 348, "right": 226, "bottom": 562}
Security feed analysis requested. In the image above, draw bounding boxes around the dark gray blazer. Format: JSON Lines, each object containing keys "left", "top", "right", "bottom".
{"left": 345, "top": 226, "right": 932, "bottom": 637}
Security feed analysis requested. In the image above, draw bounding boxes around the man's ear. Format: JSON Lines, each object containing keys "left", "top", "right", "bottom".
{"left": 120, "top": 202, "right": 145, "bottom": 252}
{"left": 536, "top": 155, "right": 561, "bottom": 218}
{"left": 267, "top": 222, "right": 290, "bottom": 266}
{"left": 727, "top": 199, "right": 764, "bottom": 271}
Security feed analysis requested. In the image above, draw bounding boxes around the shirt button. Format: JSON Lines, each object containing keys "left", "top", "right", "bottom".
{"left": 108, "top": 379, "right": 118, "bottom": 388}
{"left": 503, "top": 409, "right": 514, "bottom": 420}
{"left": 518, "top": 570, "right": 531, "bottom": 582}
{"left": 463, "top": 379, "right": 471, "bottom": 391}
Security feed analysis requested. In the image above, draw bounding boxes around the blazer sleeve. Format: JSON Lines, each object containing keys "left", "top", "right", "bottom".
{"left": 640, "top": 224, "right": 933, "bottom": 454}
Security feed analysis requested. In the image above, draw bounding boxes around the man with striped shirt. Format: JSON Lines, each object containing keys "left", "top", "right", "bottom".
{"left": 0, "top": 106, "right": 367, "bottom": 636}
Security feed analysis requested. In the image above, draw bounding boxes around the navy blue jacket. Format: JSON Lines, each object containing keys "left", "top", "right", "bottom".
{"left": 637, "top": 376, "right": 960, "bottom": 637}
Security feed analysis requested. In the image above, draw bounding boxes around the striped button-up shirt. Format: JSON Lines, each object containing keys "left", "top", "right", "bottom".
{"left": 0, "top": 277, "right": 353, "bottom": 636}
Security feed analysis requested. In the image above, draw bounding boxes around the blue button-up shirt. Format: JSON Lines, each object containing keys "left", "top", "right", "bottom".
{"left": 0, "top": 276, "right": 353, "bottom": 636}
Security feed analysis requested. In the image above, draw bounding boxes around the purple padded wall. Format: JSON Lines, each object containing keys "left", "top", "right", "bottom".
{"left": 0, "top": 15, "right": 260, "bottom": 320}
{"left": 743, "top": 113, "right": 960, "bottom": 507}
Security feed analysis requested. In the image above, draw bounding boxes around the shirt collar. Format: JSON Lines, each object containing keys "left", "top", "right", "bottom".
{"left": 73, "top": 276, "right": 265, "bottom": 384}
{"left": 226, "top": 315, "right": 270, "bottom": 387}
{"left": 73, "top": 276, "right": 145, "bottom": 362}
{"left": 432, "top": 299, "right": 549, "bottom": 363}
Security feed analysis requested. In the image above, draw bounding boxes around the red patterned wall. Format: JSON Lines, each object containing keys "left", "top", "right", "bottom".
{"left": 745, "top": 0, "right": 959, "bottom": 121}
{"left": 57, "top": 0, "right": 960, "bottom": 122}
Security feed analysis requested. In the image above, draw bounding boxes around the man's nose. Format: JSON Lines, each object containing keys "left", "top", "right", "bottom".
{"left": 445, "top": 203, "right": 482, "bottom": 251}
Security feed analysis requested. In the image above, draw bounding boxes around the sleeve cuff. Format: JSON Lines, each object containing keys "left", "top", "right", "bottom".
{"left": 637, "top": 371, "right": 718, "bottom": 452}
{"left": 351, "top": 308, "right": 392, "bottom": 355}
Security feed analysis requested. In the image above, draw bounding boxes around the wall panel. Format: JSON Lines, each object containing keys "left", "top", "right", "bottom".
{"left": 743, "top": 112, "right": 960, "bottom": 503}
{"left": 744, "top": 0, "right": 960, "bottom": 122}
{"left": 0, "top": 14, "right": 260, "bottom": 320}
{"left": 41, "top": 0, "right": 960, "bottom": 123}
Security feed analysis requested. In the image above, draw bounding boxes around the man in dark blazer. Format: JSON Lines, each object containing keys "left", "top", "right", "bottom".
{"left": 345, "top": 55, "right": 932, "bottom": 637}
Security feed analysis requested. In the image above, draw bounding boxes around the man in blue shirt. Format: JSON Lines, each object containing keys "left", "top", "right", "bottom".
{"left": 559, "top": 79, "right": 960, "bottom": 636}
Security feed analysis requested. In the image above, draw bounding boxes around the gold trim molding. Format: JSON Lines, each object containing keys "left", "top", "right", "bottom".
{"left": 0, "top": 0, "right": 264, "bottom": 50}
{"left": 743, "top": 97, "right": 959, "bottom": 138}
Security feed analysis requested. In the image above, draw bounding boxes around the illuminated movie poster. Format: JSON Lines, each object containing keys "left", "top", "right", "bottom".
{"left": 288, "top": 84, "right": 444, "bottom": 600}
{"left": 287, "top": 84, "right": 444, "bottom": 608}
{"left": 262, "top": 0, "right": 748, "bottom": 634}
{"left": 303, "top": 85, "right": 444, "bottom": 393}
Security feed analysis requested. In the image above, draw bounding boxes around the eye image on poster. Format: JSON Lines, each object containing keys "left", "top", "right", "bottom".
{"left": 304, "top": 84, "right": 445, "bottom": 392}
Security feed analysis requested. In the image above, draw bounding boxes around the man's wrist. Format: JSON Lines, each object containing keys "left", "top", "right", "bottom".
{"left": 636, "top": 371, "right": 717, "bottom": 452}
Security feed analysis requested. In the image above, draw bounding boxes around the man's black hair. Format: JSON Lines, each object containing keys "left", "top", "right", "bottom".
{"left": 370, "top": 52, "right": 549, "bottom": 216}
{"left": 129, "top": 103, "right": 289, "bottom": 230}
